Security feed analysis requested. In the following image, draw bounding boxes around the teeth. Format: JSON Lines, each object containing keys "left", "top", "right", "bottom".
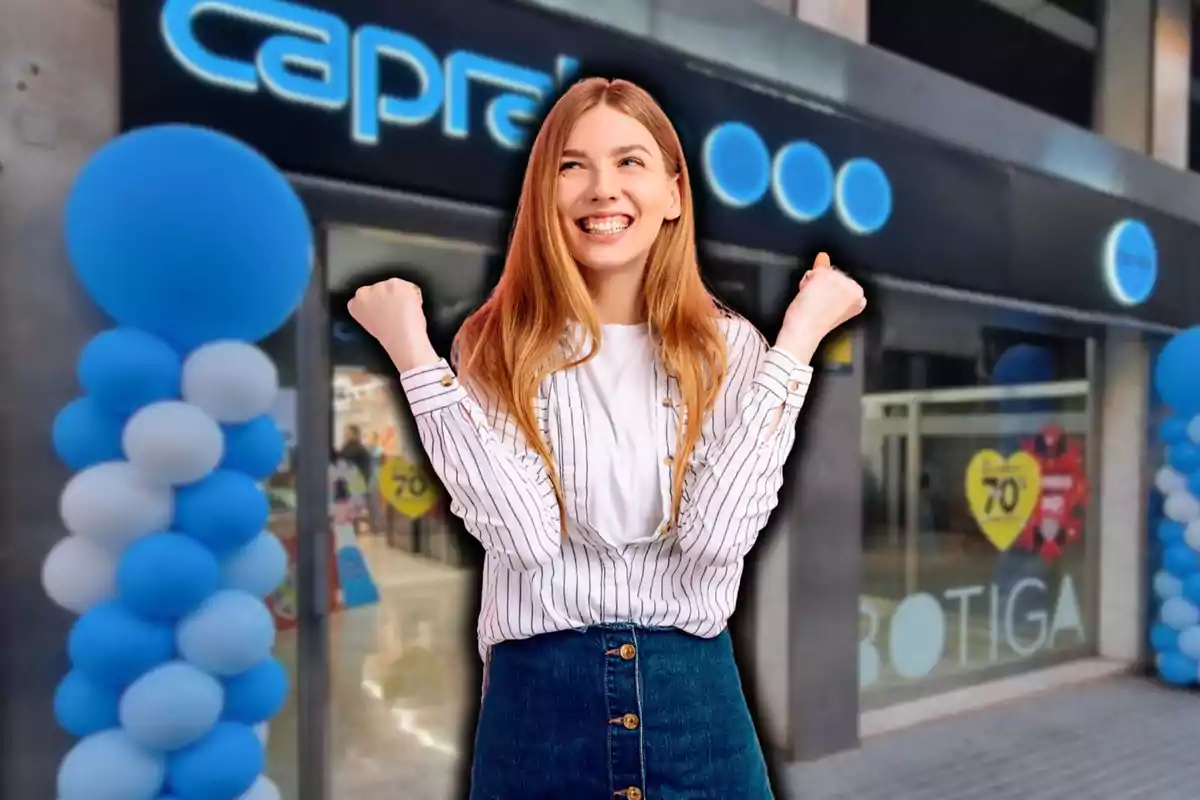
{"left": 581, "top": 216, "right": 631, "bottom": 235}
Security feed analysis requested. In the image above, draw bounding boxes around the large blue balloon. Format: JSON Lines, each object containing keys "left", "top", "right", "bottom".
{"left": 64, "top": 124, "right": 313, "bottom": 352}
{"left": 117, "top": 532, "right": 222, "bottom": 621}
{"left": 221, "top": 415, "right": 287, "bottom": 480}
{"left": 52, "top": 397, "right": 126, "bottom": 470}
{"left": 167, "top": 722, "right": 264, "bottom": 800}
{"left": 54, "top": 669, "right": 121, "bottom": 737}
{"left": 222, "top": 657, "right": 289, "bottom": 725}
{"left": 78, "top": 328, "right": 182, "bottom": 416}
{"left": 175, "top": 470, "right": 270, "bottom": 554}
{"left": 1154, "top": 326, "right": 1200, "bottom": 415}
{"left": 68, "top": 601, "right": 176, "bottom": 690}
{"left": 58, "top": 729, "right": 166, "bottom": 800}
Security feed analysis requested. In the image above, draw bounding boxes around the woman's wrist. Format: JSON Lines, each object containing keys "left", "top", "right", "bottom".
{"left": 384, "top": 336, "right": 441, "bottom": 374}
{"left": 772, "top": 329, "right": 823, "bottom": 367}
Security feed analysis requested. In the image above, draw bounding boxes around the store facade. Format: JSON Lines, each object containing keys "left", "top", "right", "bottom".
{"left": 75, "top": 0, "right": 1190, "bottom": 797}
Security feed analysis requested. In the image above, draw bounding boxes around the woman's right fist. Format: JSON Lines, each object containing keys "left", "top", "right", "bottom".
{"left": 347, "top": 279, "right": 437, "bottom": 371}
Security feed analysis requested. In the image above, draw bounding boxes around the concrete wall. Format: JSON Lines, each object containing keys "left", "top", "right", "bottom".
{"left": 0, "top": 1, "right": 119, "bottom": 797}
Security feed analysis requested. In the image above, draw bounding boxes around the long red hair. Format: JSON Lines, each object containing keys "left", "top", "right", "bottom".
{"left": 454, "top": 77, "right": 728, "bottom": 534}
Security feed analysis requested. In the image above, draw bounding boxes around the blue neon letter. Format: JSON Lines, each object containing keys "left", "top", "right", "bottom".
{"left": 352, "top": 25, "right": 444, "bottom": 145}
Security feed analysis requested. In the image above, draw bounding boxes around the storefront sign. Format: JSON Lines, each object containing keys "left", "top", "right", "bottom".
{"left": 121, "top": 0, "right": 1200, "bottom": 327}
{"left": 859, "top": 575, "right": 1085, "bottom": 688}
{"left": 964, "top": 449, "right": 1042, "bottom": 551}
{"left": 161, "top": 0, "right": 578, "bottom": 150}
{"left": 1103, "top": 218, "right": 1158, "bottom": 306}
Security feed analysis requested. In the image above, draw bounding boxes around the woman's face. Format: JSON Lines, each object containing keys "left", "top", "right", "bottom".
{"left": 556, "top": 103, "right": 681, "bottom": 275}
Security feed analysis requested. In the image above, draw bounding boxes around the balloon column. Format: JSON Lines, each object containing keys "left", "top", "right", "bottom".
{"left": 1150, "top": 326, "right": 1200, "bottom": 688}
{"left": 42, "top": 125, "right": 313, "bottom": 800}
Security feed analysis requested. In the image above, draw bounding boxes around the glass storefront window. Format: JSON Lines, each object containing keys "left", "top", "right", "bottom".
{"left": 859, "top": 291, "right": 1098, "bottom": 708}
{"left": 324, "top": 225, "right": 493, "bottom": 800}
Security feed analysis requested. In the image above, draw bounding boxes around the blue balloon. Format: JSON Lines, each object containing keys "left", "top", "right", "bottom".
{"left": 1183, "top": 573, "right": 1200, "bottom": 604}
{"left": 57, "top": 729, "right": 167, "bottom": 800}
{"left": 54, "top": 669, "right": 121, "bottom": 737}
{"left": 175, "top": 470, "right": 269, "bottom": 554}
{"left": 1162, "top": 544, "right": 1200, "bottom": 577}
{"left": 222, "top": 657, "right": 289, "bottom": 725}
{"left": 991, "top": 345, "right": 1057, "bottom": 385}
{"left": 1178, "top": 625, "right": 1200, "bottom": 661}
{"left": 1162, "top": 596, "right": 1200, "bottom": 630}
{"left": 64, "top": 124, "right": 313, "bottom": 352}
{"left": 1167, "top": 442, "right": 1200, "bottom": 474}
{"left": 78, "top": 328, "right": 182, "bottom": 416}
{"left": 1157, "top": 651, "right": 1199, "bottom": 686}
{"left": 1187, "top": 471, "right": 1200, "bottom": 499}
{"left": 1159, "top": 416, "right": 1191, "bottom": 445}
{"left": 68, "top": 601, "right": 176, "bottom": 690}
{"left": 1150, "top": 623, "right": 1180, "bottom": 653}
{"left": 167, "top": 722, "right": 263, "bottom": 800}
{"left": 120, "top": 661, "right": 225, "bottom": 752}
{"left": 177, "top": 590, "right": 276, "bottom": 676}
{"left": 221, "top": 415, "right": 286, "bottom": 480}
{"left": 222, "top": 531, "right": 288, "bottom": 599}
{"left": 52, "top": 397, "right": 127, "bottom": 470}
{"left": 117, "top": 532, "right": 222, "bottom": 621}
{"left": 1158, "top": 519, "right": 1186, "bottom": 544}
{"left": 1154, "top": 326, "right": 1200, "bottom": 415}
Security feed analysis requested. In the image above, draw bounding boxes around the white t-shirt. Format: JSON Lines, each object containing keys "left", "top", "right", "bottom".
{"left": 574, "top": 323, "right": 663, "bottom": 547}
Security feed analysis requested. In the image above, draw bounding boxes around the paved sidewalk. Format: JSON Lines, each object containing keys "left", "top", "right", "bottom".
{"left": 785, "top": 677, "right": 1200, "bottom": 800}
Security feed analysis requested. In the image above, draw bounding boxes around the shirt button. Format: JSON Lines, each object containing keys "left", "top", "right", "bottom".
{"left": 661, "top": 397, "right": 674, "bottom": 407}
{"left": 789, "top": 380, "right": 801, "bottom": 392}
{"left": 618, "top": 643, "right": 637, "bottom": 660}
{"left": 662, "top": 456, "right": 673, "bottom": 466}
{"left": 621, "top": 713, "right": 640, "bottom": 730}
{"left": 658, "top": 523, "right": 671, "bottom": 536}
{"left": 440, "top": 375, "right": 455, "bottom": 387}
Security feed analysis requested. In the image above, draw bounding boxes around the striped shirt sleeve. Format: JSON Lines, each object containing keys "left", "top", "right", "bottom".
{"left": 674, "top": 321, "right": 813, "bottom": 567}
{"left": 398, "top": 360, "right": 561, "bottom": 571}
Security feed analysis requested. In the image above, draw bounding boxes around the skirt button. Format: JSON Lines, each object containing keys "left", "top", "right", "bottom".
{"left": 621, "top": 713, "right": 640, "bottom": 730}
{"left": 618, "top": 643, "right": 637, "bottom": 660}
{"left": 625, "top": 788, "right": 643, "bottom": 800}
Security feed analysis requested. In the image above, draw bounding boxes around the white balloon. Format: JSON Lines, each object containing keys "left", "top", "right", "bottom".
{"left": 1162, "top": 597, "right": 1200, "bottom": 631}
{"left": 222, "top": 531, "right": 288, "bottom": 598}
{"left": 59, "top": 461, "right": 173, "bottom": 551}
{"left": 1156, "top": 466, "right": 1188, "bottom": 496}
{"left": 42, "top": 536, "right": 117, "bottom": 614}
{"left": 182, "top": 342, "right": 279, "bottom": 424}
{"left": 1154, "top": 570, "right": 1184, "bottom": 600}
{"left": 1188, "top": 415, "right": 1200, "bottom": 445}
{"left": 254, "top": 723, "right": 269, "bottom": 746}
{"left": 238, "top": 775, "right": 281, "bottom": 800}
{"left": 123, "top": 401, "right": 224, "bottom": 486}
{"left": 1185, "top": 520, "right": 1200, "bottom": 552}
{"left": 1165, "top": 490, "right": 1200, "bottom": 524}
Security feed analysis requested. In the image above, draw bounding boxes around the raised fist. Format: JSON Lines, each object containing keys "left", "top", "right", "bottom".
{"left": 776, "top": 252, "right": 867, "bottom": 363}
{"left": 347, "top": 278, "right": 437, "bottom": 371}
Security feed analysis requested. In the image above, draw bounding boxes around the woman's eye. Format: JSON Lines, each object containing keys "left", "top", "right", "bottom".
{"left": 619, "top": 157, "right": 644, "bottom": 168}
{"left": 559, "top": 161, "right": 581, "bottom": 172}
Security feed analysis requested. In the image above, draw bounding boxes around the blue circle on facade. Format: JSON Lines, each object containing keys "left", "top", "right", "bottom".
{"left": 835, "top": 158, "right": 892, "bottom": 235}
{"left": 1103, "top": 218, "right": 1157, "bottom": 306}
{"left": 702, "top": 122, "right": 771, "bottom": 209}
{"left": 771, "top": 141, "right": 834, "bottom": 222}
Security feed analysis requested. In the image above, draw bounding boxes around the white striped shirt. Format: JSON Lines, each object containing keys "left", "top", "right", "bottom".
{"left": 398, "top": 315, "right": 814, "bottom": 658}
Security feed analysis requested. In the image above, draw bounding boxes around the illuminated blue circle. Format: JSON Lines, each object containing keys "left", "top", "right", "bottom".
{"left": 771, "top": 141, "right": 834, "bottom": 222}
{"left": 1103, "top": 218, "right": 1157, "bottom": 306}
{"left": 702, "top": 122, "right": 771, "bottom": 209}
{"left": 835, "top": 158, "right": 892, "bottom": 235}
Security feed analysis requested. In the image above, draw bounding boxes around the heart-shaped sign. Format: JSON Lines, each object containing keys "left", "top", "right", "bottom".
{"left": 378, "top": 455, "right": 439, "bottom": 519}
{"left": 964, "top": 449, "right": 1042, "bottom": 551}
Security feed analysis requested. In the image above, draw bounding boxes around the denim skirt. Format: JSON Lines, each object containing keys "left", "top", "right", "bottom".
{"left": 470, "top": 624, "right": 775, "bottom": 800}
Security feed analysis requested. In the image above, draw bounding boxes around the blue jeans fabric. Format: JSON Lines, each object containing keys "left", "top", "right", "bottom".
{"left": 470, "top": 624, "right": 775, "bottom": 799}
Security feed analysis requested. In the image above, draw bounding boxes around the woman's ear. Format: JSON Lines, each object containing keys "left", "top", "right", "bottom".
{"left": 666, "top": 175, "right": 682, "bottom": 221}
